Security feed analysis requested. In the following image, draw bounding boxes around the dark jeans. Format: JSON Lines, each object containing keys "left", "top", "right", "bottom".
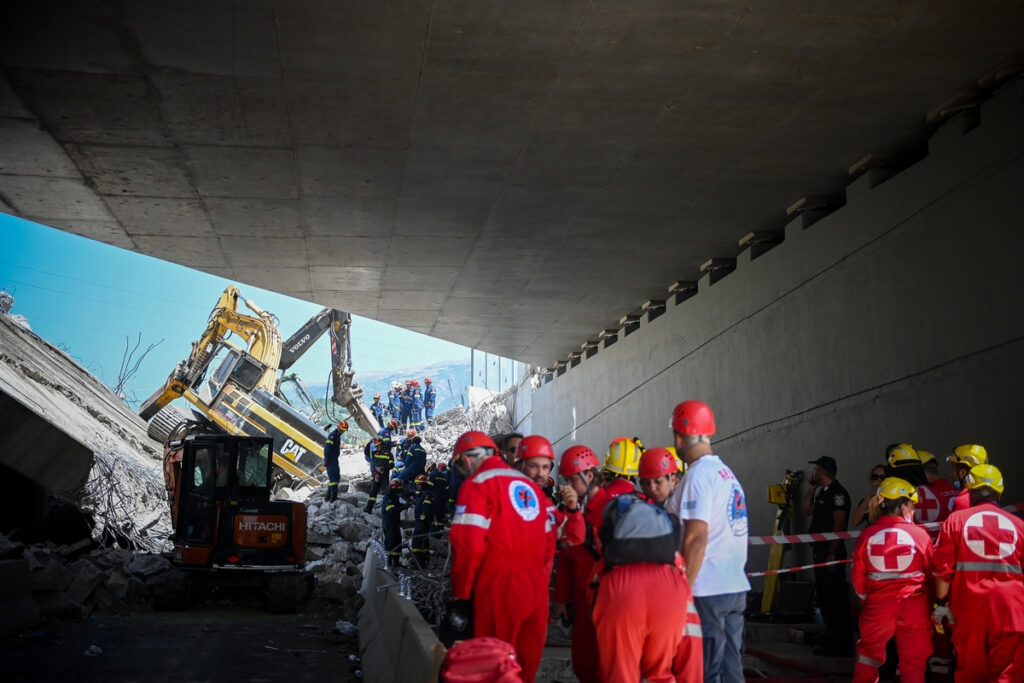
{"left": 694, "top": 591, "right": 747, "bottom": 682}
{"left": 813, "top": 552, "right": 853, "bottom": 648}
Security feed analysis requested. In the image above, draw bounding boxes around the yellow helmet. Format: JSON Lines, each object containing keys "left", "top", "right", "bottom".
{"left": 916, "top": 449, "right": 936, "bottom": 465}
{"left": 948, "top": 444, "right": 988, "bottom": 467}
{"left": 887, "top": 443, "right": 921, "bottom": 467}
{"left": 876, "top": 477, "right": 920, "bottom": 504}
{"left": 666, "top": 446, "right": 686, "bottom": 474}
{"left": 605, "top": 437, "right": 644, "bottom": 477}
{"left": 965, "top": 464, "right": 1004, "bottom": 495}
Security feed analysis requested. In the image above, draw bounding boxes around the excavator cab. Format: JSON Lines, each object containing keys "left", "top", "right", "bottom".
{"left": 158, "top": 425, "right": 311, "bottom": 612}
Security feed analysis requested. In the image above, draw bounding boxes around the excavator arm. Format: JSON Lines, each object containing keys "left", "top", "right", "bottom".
{"left": 276, "top": 305, "right": 380, "bottom": 435}
{"left": 139, "top": 286, "right": 283, "bottom": 421}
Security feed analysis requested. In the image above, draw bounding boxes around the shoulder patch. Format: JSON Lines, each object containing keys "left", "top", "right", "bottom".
{"left": 454, "top": 504, "right": 466, "bottom": 515}
{"left": 834, "top": 493, "right": 846, "bottom": 506}
{"left": 508, "top": 480, "right": 541, "bottom": 522}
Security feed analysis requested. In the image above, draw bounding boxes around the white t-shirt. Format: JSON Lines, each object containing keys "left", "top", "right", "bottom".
{"left": 668, "top": 453, "right": 750, "bottom": 597}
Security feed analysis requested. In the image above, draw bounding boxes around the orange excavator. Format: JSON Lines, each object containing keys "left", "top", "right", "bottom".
{"left": 154, "top": 423, "right": 311, "bottom": 612}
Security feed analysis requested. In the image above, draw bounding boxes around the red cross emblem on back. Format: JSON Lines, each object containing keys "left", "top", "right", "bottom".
{"left": 964, "top": 511, "right": 1018, "bottom": 560}
{"left": 914, "top": 486, "right": 941, "bottom": 523}
{"left": 866, "top": 527, "right": 915, "bottom": 571}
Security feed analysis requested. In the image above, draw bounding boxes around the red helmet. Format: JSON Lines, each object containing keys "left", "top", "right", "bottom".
{"left": 638, "top": 447, "right": 680, "bottom": 479}
{"left": 405, "top": 379, "right": 413, "bottom": 385}
{"left": 558, "top": 445, "right": 600, "bottom": 478}
{"left": 415, "top": 474, "right": 429, "bottom": 485}
{"left": 516, "top": 435, "right": 555, "bottom": 463}
{"left": 453, "top": 431, "right": 498, "bottom": 459}
{"left": 671, "top": 400, "right": 716, "bottom": 435}
{"left": 388, "top": 419, "right": 399, "bottom": 430}
{"left": 337, "top": 420, "right": 350, "bottom": 431}
{"left": 373, "top": 392, "right": 380, "bottom": 399}
{"left": 406, "top": 429, "right": 417, "bottom": 438}
{"left": 424, "top": 377, "right": 432, "bottom": 383}
{"left": 436, "top": 461, "right": 448, "bottom": 472}
{"left": 389, "top": 478, "right": 403, "bottom": 489}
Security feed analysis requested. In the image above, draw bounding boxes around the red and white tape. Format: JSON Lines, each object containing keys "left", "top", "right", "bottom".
{"left": 748, "top": 502, "right": 1023, "bottom": 546}
{"left": 747, "top": 558, "right": 849, "bottom": 578}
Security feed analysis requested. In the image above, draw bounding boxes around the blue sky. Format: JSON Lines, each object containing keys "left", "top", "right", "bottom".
{"left": 1, "top": 213, "right": 469, "bottom": 408}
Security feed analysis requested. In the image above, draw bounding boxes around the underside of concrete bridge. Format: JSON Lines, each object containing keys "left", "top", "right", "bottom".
{"left": 2, "top": 1, "right": 1022, "bottom": 369}
{"left": 3, "top": 3, "right": 1024, "bottom": 570}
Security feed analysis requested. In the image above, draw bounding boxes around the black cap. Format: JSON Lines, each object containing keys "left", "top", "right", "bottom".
{"left": 808, "top": 456, "right": 837, "bottom": 475}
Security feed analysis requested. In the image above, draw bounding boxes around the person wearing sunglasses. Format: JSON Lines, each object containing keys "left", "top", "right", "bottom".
{"left": 852, "top": 464, "right": 888, "bottom": 527}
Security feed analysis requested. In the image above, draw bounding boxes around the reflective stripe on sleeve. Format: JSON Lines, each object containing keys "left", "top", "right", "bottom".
{"left": 954, "top": 562, "right": 1022, "bottom": 574}
{"left": 684, "top": 622, "right": 702, "bottom": 637}
{"left": 452, "top": 513, "right": 491, "bottom": 530}
{"left": 472, "top": 468, "right": 532, "bottom": 484}
{"left": 858, "top": 654, "right": 884, "bottom": 667}
{"left": 866, "top": 570, "right": 925, "bottom": 581}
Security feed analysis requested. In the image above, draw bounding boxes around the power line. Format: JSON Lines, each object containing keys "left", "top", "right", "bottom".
{"left": 0, "top": 259, "right": 211, "bottom": 311}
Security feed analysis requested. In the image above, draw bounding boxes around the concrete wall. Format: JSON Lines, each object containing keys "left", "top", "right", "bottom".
{"left": 531, "top": 77, "right": 1024, "bottom": 582}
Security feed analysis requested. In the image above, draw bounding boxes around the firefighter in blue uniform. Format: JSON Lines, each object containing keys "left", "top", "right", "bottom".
{"left": 387, "top": 383, "right": 401, "bottom": 421}
{"left": 400, "top": 379, "right": 413, "bottom": 428}
{"left": 426, "top": 461, "right": 450, "bottom": 537}
{"left": 364, "top": 427, "right": 395, "bottom": 514}
{"left": 409, "top": 380, "right": 424, "bottom": 432}
{"left": 381, "top": 478, "right": 404, "bottom": 568}
{"left": 369, "top": 392, "right": 385, "bottom": 425}
{"left": 411, "top": 474, "right": 431, "bottom": 568}
{"left": 393, "top": 433, "right": 427, "bottom": 489}
{"left": 423, "top": 377, "right": 437, "bottom": 427}
{"left": 323, "top": 420, "right": 348, "bottom": 502}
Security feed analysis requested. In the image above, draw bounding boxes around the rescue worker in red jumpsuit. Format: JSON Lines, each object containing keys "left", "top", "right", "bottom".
{"left": 584, "top": 437, "right": 641, "bottom": 530}
{"left": 449, "top": 431, "right": 553, "bottom": 683}
{"left": 592, "top": 493, "right": 690, "bottom": 683}
{"left": 551, "top": 445, "right": 603, "bottom": 683}
{"left": 932, "top": 464, "right": 1024, "bottom": 682}
{"left": 886, "top": 443, "right": 949, "bottom": 525}
{"left": 947, "top": 444, "right": 988, "bottom": 513}
{"left": 850, "top": 477, "right": 934, "bottom": 683}
{"left": 918, "top": 449, "right": 958, "bottom": 519}
{"left": 638, "top": 447, "right": 702, "bottom": 683}
{"left": 512, "top": 435, "right": 584, "bottom": 562}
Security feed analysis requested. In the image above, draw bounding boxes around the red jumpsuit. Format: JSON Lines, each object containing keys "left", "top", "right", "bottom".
{"left": 932, "top": 501, "right": 1024, "bottom": 682}
{"left": 951, "top": 487, "right": 971, "bottom": 512}
{"left": 592, "top": 560, "right": 691, "bottom": 683}
{"left": 673, "top": 594, "right": 704, "bottom": 683}
{"left": 851, "top": 515, "right": 934, "bottom": 683}
{"left": 451, "top": 456, "right": 554, "bottom": 683}
{"left": 553, "top": 541, "right": 601, "bottom": 683}
{"left": 914, "top": 483, "right": 952, "bottom": 524}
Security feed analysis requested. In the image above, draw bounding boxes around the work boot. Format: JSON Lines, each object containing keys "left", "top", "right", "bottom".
{"left": 326, "top": 486, "right": 337, "bottom": 502}
{"left": 364, "top": 498, "right": 375, "bottom": 514}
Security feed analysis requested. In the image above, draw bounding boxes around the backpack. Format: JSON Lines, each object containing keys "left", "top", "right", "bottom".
{"left": 599, "top": 493, "right": 680, "bottom": 567}
{"left": 441, "top": 637, "right": 522, "bottom": 683}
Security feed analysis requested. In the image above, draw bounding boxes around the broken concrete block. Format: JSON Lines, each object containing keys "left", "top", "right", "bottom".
{"left": 57, "top": 538, "right": 95, "bottom": 560}
{"left": 305, "top": 545, "right": 326, "bottom": 560}
{"left": 22, "top": 546, "right": 56, "bottom": 572}
{"left": 126, "top": 553, "right": 171, "bottom": 577}
{"left": 307, "top": 530, "right": 336, "bottom": 545}
{"left": 90, "top": 585, "right": 127, "bottom": 613}
{"left": 89, "top": 547, "right": 133, "bottom": 571}
{"left": 30, "top": 561, "right": 74, "bottom": 592}
{"left": 104, "top": 569, "right": 129, "bottom": 600}
{"left": 0, "top": 534, "right": 25, "bottom": 561}
{"left": 64, "top": 558, "right": 104, "bottom": 605}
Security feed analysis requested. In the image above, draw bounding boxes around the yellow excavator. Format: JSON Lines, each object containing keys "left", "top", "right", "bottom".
{"left": 139, "top": 286, "right": 379, "bottom": 488}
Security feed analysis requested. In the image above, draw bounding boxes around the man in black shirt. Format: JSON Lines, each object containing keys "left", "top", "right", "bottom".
{"left": 803, "top": 455, "right": 854, "bottom": 656}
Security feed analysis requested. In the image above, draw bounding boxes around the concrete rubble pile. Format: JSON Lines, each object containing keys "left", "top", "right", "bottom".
{"left": 1, "top": 530, "right": 179, "bottom": 622}
{"left": 418, "top": 386, "right": 516, "bottom": 456}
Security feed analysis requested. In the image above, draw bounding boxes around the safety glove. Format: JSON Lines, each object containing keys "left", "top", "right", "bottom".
{"left": 932, "top": 602, "right": 954, "bottom": 634}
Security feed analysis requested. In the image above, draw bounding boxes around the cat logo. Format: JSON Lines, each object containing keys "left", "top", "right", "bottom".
{"left": 280, "top": 438, "right": 307, "bottom": 462}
